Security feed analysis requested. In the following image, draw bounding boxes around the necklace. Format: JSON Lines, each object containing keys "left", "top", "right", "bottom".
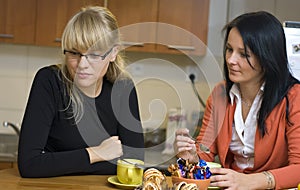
{"left": 240, "top": 92, "right": 252, "bottom": 108}
{"left": 241, "top": 98, "right": 252, "bottom": 107}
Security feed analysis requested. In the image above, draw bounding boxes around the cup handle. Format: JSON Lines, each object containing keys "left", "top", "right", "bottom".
{"left": 127, "top": 168, "right": 133, "bottom": 183}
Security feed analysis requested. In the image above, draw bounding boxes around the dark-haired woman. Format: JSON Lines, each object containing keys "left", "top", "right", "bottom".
{"left": 174, "top": 11, "right": 300, "bottom": 189}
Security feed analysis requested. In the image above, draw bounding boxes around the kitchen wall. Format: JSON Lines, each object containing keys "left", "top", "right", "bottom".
{"left": 1, "top": 0, "right": 300, "bottom": 134}
{"left": 0, "top": 45, "right": 62, "bottom": 134}
{"left": 0, "top": 43, "right": 223, "bottom": 134}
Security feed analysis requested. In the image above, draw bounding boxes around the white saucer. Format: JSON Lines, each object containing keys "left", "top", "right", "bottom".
{"left": 208, "top": 187, "right": 221, "bottom": 189}
{"left": 207, "top": 162, "right": 221, "bottom": 189}
{"left": 207, "top": 162, "right": 222, "bottom": 168}
{"left": 107, "top": 176, "right": 141, "bottom": 189}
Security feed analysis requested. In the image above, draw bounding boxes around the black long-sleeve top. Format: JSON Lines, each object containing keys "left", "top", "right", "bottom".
{"left": 18, "top": 65, "right": 144, "bottom": 178}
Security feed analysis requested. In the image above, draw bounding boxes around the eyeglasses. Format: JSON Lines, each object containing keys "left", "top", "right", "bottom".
{"left": 63, "top": 47, "right": 113, "bottom": 64}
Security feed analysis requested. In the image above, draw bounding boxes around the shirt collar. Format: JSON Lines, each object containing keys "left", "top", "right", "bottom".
{"left": 229, "top": 83, "right": 265, "bottom": 105}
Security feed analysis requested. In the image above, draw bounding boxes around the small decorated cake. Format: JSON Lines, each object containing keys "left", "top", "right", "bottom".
{"left": 169, "top": 158, "right": 212, "bottom": 190}
{"left": 168, "top": 158, "right": 212, "bottom": 179}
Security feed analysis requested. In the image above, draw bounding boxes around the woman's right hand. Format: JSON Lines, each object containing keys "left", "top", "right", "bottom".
{"left": 174, "top": 128, "right": 199, "bottom": 163}
{"left": 86, "top": 136, "right": 123, "bottom": 164}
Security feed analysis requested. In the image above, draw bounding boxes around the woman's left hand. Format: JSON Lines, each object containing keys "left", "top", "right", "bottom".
{"left": 210, "top": 168, "right": 253, "bottom": 190}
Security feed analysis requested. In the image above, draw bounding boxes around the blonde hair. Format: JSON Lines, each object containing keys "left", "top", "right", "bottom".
{"left": 60, "top": 6, "right": 126, "bottom": 123}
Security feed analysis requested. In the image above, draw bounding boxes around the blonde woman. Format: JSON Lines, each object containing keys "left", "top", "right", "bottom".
{"left": 18, "top": 6, "right": 144, "bottom": 177}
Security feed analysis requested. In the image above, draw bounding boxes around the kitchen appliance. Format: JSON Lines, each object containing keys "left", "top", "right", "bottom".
{"left": 283, "top": 21, "right": 300, "bottom": 80}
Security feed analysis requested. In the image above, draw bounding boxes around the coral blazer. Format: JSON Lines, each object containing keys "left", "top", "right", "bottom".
{"left": 197, "top": 81, "right": 300, "bottom": 189}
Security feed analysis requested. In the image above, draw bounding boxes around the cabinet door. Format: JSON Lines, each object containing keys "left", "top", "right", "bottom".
{"left": 35, "top": 0, "right": 104, "bottom": 47}
{"left": 107, "top": 0, "right": 158, "bottom": 52}
{"left": 0, "top": 0, "right": 36, "bottom": 44}
{"left": 157, "top": 0, "right": 210, "bottom": 55}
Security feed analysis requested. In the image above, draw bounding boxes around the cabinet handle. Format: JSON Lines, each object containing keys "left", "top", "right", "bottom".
{"left": 54, "top": 38, "right": 61, "bottom": 42}
{"left": 122, "top": 41, "right": 144, "bottom": 47}
{"left": 0, "top": 34, "right": 14, "bottom": 39}
{"left": 167, "top": 45, "right": 195, "bottom": 51}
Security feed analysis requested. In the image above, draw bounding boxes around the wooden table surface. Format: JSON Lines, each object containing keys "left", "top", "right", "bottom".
{"left": 0, "top": 168, "right": 174, "bottom": 190}
{"left": 2, "top": 168, "right": 298, "bottom": 190}
{"left": 0, "top": 168, "right": 137, "bottom": 190}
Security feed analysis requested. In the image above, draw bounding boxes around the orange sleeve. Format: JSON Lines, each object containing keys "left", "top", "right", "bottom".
{"left": 270, "top": 84, "right": 300, "bottom": 189}
{"left": 196, "top": 82, "right": 228, "bottom": 162}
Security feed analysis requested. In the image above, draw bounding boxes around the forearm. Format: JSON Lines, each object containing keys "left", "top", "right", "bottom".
{"left": 269, "top": 164, "right": 300, "bottom": 189}
{"left": 86, "top": 147, "right": 105, "bottom": 164}
{"left": 246, "top": 172, "right": 275, "bottom": 190}
{"left": 18, "top": 149, "right": 91, "bottom": 177}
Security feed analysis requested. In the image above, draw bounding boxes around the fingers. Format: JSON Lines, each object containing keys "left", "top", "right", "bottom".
{"left": 175, "top": 137, "right": 195, "bottom": 150}
{"left": 109, "top": 136, "right": 119, "bottom": 140}
{"left": 105, "top": 138, "right": 123, "bottom": 158}
{"left": 210, "top": 169, "right": 229, "bottom": 188}
{"left": 173, "top": 128, "right": 198, "bottom": 162}
{"left": 104, "top": 136, "right": 122, "bottom": 152}
{"left": 175, "top": 128, "right": 195, "bottom": 143}
{"left": 176, "top": 134, "right": 195, "bottom": 144}
{"left": 210, "top": 168, "right": 227, "bottom": 175}
{"left": 209, "top": 168, "right": 235, "bottom": 188}
{"left": 110, "top": 136, "right": 122, "bottom": 149}
{"left": 175, "top": 128, "right": 190, "bottom": 136}
{"left": 210, "top": 180, "right": 231, "bottom": 189}
{"left": 209, "top": 175, "right": 234, "bottom": 189}
{"left": 105, "top": 136, "right": 121, "bottom": 145}
{"left": 89, "top": 136, "right": 123, "bottom": 163}
{"left": 210, "top": 173, "right": 226, "bottom": 182}
{"left": 115, "top": 144, "right": 123, "bottom": 158}
{"left": 174, "top": 129, "right": 195, "bottom": 155}
{"left": 174, "top": 131, "right": 195, "bottom": 151}
{"left": 111, "top": 137, "right": 121, "bottom": 145}
{"left": 177, "top": 144, "right": 196, "bottom": 152}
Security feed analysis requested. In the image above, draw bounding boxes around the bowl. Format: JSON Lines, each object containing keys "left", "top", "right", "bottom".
{"left": 172, "top": 176, "right": 211, "bottom": 190}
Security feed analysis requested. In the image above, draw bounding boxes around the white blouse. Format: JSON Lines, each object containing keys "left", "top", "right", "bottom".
{"left": 229, "top": 84, "right": 263, "bottom": 170}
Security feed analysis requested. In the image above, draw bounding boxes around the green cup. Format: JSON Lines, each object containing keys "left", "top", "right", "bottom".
{"left": 117, "top": 159, "right": 144, "bottom": 185}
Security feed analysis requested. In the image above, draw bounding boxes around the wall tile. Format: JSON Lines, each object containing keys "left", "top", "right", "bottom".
{"left": 0, "top": 44, "right": 27, "bottom": 77}
{"left": 0, "top": 76, "right": 28, "bottom": 110}
{"left": 27, "top": 46, "right": 61, "bottom": 77}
